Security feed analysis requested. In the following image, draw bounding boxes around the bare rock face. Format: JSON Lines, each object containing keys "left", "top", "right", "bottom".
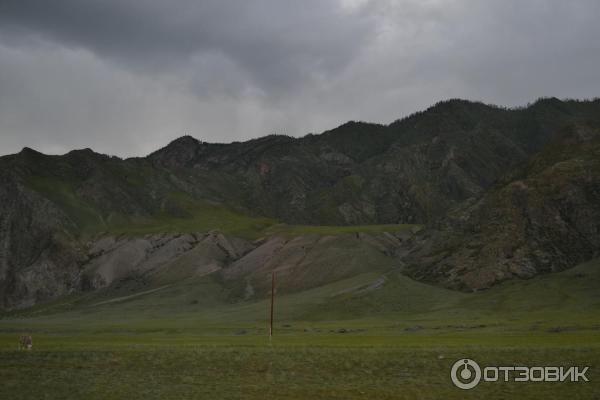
{"left": 0, "top": 169, "right": 85, "bottom": 309}
{"left": 81, "top": 232, "right": 255, "bottom": 290}
{"left": 4, "top": 226, "right": 408, "bottom": 310}
{"left": 221, "top": 236, "right": 287, "bottom": 281}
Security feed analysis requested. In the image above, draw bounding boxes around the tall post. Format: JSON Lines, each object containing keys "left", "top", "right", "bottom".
{"left": 269, "top": 270, "right": 275, "bottom": 338}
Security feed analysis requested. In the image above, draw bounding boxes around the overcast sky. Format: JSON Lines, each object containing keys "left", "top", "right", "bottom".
{"left": 1, "top": 0, "right": 599, "bottom": 157}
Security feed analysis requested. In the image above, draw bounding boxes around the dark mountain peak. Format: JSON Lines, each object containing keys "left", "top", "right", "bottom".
{"left": 338, "top": 120, "right": 380, "bottom": 128}
{"left": 533, "top": 96, "right": 563, "bottom": 106}
{"left": 14, "top": 147, "right": 50, "bottom": 166}
{"left": 169, "top": 135, "right": 201, "bottom": 146}
{"left": 148, "top": 135, "right": 204, "bottom": 168}
{"left": 432, "top": 98, "right": 478, "bottom": 107}
{"left": 427, "top": 98, "right": 493, "bottom": 113}
{"left": 18, "top": 146, "right": 104, "bottom": 159}
{"left": 19, "top": 146, "right": 44, "bottom": 156}
{"left": 66, "top": 148, "right": 100, "bottom": 157}
{"left": 388, "top": 99, "right": 496, "bottom": 132}
{"left": 153, "top": 135, "right": 203, "bottom": 153}
{"left": 240, "top": 133, "right": 295, "bottom": 146}
{"left": 63, "top": 148, "right": 113, "bottom": 167}
{"left": 321, "top": 120, "right": 383, "bottom": 135}
{"left": 150, "top": 134, "right": 202, "bottom": 154}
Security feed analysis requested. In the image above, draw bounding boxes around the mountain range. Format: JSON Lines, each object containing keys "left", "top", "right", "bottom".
{"left": 1, "top": 97, "right": 599, "bottom": 310}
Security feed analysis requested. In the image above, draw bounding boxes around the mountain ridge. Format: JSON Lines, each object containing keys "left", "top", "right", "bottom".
{"left": 2, "top": 97, "right": 600, "bottom": 309}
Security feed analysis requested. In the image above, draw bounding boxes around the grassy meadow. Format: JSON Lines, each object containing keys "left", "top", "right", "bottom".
{"left": 1, "top": 333, "right": 598, "bottom": 400}
{"left": 1, "top": 258, "right": 599, "bottom": 399}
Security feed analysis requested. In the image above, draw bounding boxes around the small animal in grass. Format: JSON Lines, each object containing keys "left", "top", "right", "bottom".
{"left": 18, "top": 335, "right": 32, "bottom": 350}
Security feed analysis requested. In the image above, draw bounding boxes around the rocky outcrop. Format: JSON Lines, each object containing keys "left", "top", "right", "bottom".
{"left": 81, "top": 232, "right": 254, "bottom": 290}
{"left": 402, "top": 124, "right": 600, "bottom": 290}
{"left": 0, "top": 168, "right": 85, "bottom": 309}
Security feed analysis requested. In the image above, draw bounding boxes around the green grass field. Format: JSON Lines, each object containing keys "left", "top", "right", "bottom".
{"left": 1, "top": 258, "right": 599, "bottom": 399}
{"left": 0, "top": 333, "right": 598, "bottom": 399}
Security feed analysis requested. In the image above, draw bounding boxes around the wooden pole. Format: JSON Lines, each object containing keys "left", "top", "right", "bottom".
{"left": 269, "top": 270, "right": 275, "bottom": 338}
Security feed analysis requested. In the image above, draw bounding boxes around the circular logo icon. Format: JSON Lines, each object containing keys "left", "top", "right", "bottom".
{"left": 451, "top": 358, "right": 482, "bottom": 390}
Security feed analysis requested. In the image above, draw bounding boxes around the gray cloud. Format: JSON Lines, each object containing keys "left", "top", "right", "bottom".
{"left": 0, "top": 0, "right": 599, "bottom": 157}
{"left": 0, "top": 0, "right": 373, "bottom": 92}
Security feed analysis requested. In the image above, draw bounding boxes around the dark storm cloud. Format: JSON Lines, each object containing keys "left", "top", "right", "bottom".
{"left": 0, "top": 1, "right": 599, "bottom": 157}
{"left": 0, "top": 0, "right": 373, "bottom": 92}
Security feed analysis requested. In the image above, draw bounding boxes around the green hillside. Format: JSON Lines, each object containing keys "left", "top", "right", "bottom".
{"left": 3, "top": 256, "right": 599, "bottom": 336}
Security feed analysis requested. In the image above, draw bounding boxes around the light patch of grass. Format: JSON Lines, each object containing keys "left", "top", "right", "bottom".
{"left": 265, "top": 223, "right": 419, "bottom": 237}
{"left": 106, "top": 201, "right": 277, "bottom": 239}
{"left": 26, "top": 176, "right": 105, "bottom": 234}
